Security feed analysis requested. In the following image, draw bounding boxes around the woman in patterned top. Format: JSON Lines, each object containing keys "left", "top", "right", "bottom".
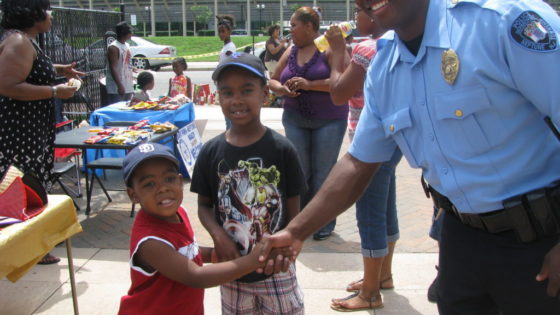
{"left": 326, "top": 5, "right": 403, "bottom": 312}
{"left": 0, "top": 0, "right": 82, "bottom": 264}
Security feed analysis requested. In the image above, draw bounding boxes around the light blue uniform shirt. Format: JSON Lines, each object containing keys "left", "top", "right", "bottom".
{"left": 350, "top": 0, "right": 560, "bottom": 213}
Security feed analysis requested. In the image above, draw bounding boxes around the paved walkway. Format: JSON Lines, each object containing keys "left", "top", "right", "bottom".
{"left": 1, "top": 105, "right": 439, "bottom": 314}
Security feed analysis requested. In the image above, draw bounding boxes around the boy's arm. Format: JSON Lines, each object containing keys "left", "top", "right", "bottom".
{"left": 136, "top": 239, "right": 263, "bottom": 288}
{"left": 197, "top": 194, "right": 241, "bottom": 261}
{"left": 199, "top": 246, "right": 216, "bottom": 263}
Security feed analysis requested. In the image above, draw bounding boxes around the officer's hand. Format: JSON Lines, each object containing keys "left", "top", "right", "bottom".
{"left": 257, "top": 229, "right": 302, "bottom": 275}
{"left": 536, "top": 243, "right": 560, "bottom": 297}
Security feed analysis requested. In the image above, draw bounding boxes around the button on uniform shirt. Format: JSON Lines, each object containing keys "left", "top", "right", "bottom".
{"left": 350, "top": 0, "right": 560, "bottom": 213}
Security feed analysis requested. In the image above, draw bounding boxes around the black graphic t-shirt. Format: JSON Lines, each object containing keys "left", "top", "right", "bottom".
{"left": 190, "top": 128, "right": 306, "bottom": 282}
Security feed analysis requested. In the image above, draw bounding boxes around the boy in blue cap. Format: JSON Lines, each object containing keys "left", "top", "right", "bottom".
{"left": 190, "top": 53, "right": 306, "bottom": 314}
{"left": 118, "top": 142, "right": 268, "bottom": 315}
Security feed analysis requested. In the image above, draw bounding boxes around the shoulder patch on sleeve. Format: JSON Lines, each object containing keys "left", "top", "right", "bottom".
{"left": 510, "top": 11, "right": 558, "bottom": 52}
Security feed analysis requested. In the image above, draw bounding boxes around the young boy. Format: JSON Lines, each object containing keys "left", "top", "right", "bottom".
{"left": 106, "top": 21, "right": 134, "bottom": 104}
{"left": 190, "top": 53, "right": 306, "bottom": 314}
{"left": 119, "top": 142, "right": 267, "bottom": 315}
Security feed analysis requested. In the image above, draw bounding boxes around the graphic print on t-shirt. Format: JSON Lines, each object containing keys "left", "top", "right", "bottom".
{"left": 217, "top": 157, "right": 283, "bottom": 255}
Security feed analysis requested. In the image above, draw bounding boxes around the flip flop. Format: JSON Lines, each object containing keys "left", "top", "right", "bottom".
{"left": 345, "top": 279, "right": 363, "bottom": 292}
{"left": 380, "top": 275, "right": 395, "bottom": 290}
{"left": 38, "top": 253, "right": 61, "bottom": 265}
{"left": 346, "top": 274, "right": 394, "bottom": 292}
{"left": 330, "top": 292, "right": 384, "bottom": 312}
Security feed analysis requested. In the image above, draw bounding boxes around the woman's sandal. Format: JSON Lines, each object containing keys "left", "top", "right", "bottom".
{"left": 38, "top": 253, "right": 61, "bottom": 265}
{"left": 330, "top": 292, "right": 384, "bottom": 312}
{"left": 346, "top": 274, "right": 394, "bottom": 292}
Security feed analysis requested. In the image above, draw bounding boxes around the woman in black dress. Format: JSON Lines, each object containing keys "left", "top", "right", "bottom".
{"left": 0, "top": 0, "right": 82, "bottom": 264}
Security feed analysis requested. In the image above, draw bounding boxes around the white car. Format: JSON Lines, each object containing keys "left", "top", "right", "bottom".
{"left": 127, "top": 36, "right": 177, "bottom": 71}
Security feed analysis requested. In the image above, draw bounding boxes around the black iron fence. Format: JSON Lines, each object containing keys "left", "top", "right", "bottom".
{"left": 41, "top": 7, "right": 121, "bottom": 120}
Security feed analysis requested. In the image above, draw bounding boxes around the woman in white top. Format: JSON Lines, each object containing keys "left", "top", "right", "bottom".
{"left": 217, "top": 15, "right": 236, "bottom": 63}
{"left": 106, "top": 21, "right": 134, "bottom": 104}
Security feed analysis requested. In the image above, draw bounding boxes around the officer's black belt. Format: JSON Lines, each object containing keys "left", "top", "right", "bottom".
{"left": 422, "top": 178, "right": 560, "bottom": 243}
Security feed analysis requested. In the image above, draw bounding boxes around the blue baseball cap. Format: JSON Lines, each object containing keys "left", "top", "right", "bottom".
{"left": 212, "top": 52, "right": 267, "bottom": 83}
{"left": 123, "top": 143, "right": 179, "bottom": 184}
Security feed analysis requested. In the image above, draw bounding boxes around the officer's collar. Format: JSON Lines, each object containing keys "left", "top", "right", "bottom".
{"left": 389, "top": 0, "right": 451, "bottom": 71}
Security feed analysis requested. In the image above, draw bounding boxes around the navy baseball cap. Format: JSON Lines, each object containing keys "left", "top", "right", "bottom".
{"left": 123, "top": 143, "right": 179, "bottom": 185}
{"left": 212, "top": 52, "right": 267, "bottom": 83}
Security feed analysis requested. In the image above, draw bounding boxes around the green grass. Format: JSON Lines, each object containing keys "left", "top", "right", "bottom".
{"left": 146, "top": 36, "right": 267, "bottom": 62}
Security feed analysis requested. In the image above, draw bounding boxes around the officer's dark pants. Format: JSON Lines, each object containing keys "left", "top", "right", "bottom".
{"left": 438, "top": 212, "right": 560, "bottom": 315}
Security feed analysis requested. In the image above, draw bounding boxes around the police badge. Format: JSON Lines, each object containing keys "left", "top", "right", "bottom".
{"left": 441, "top": 48, "right": 459, "bottom": 85}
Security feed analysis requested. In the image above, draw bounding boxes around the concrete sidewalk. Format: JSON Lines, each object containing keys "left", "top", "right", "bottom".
{"left": 0, "top": 105, "right": 439, "bottom": 314}
{"left": 1, "top": 249, "right": 438, "bottom": 314}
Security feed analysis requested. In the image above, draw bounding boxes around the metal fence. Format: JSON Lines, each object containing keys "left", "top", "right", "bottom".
{"left": 40, "top": 7, "right": 121, "bottom": 119}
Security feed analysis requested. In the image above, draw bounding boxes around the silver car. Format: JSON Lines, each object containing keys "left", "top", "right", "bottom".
{"left": 128, "top": 36, "right": 177, "bottom": 71}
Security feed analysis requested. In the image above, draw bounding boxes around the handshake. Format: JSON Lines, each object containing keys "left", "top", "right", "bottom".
{"left": 254, "top": 230, "right": 302, "bottom": 275}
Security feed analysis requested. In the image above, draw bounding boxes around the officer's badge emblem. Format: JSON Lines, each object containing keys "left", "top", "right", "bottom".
{"left": 511, "top": 11, "right": 557, "bottom": 51}
{"left": 441, "top": 49, "right": 459, "bottom": 85}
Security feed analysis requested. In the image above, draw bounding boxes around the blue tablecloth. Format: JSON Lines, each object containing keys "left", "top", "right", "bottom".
{"left": 86, "top": 102, "right": 195, "bottom": 176}
{"left": 90, "top": 101, "right": 195, "bottom": 127}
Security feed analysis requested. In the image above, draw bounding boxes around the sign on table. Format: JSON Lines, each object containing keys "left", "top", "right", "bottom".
{"left": 177, "top": 121, "right": 203, "bottom": 176}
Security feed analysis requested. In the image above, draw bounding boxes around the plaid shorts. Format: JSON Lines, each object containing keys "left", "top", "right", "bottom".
{"left": 220, "top": 264, "right": 304, "bottom": 315}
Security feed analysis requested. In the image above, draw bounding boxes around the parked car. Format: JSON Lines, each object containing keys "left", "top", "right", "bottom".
{"left": 231, "top": 29, "right": 248, "bottom": 36}
{"left": 127, "top": 36, "right": 177, "bottom": 71}
{"left": 81, "top": 36, "right": 176, "bottom": 72}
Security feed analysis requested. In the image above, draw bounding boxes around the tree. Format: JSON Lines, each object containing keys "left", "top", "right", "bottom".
{"left": 290, "top": 3, "right": 301, "bottom": 12}
{"left": 191, "top": 5, "right": 212, "bottom": 33}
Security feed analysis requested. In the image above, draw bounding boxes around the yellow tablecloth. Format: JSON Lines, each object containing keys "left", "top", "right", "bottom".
{"left": 0, "top": 195, "right": 83, "bottom": 282}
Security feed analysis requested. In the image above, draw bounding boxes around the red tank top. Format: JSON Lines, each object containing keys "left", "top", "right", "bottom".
{"left": 119, "top": 207, "right": 204, "bottom": 315}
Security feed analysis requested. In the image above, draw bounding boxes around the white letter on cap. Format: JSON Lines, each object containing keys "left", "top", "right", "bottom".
{"left": 139, "top": 143, "right": 155, "bottom": 153}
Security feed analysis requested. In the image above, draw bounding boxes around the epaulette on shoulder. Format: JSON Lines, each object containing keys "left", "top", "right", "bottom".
{"left": 376, "top": 31, "right": 395, "bottom": 51}
{"left": 449, "top": 0, "right": 516, "bottom": 15}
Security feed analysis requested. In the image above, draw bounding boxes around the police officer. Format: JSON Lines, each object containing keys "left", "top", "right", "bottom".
{"left": 260, "top": 0, "right": 560, "bottom": 313}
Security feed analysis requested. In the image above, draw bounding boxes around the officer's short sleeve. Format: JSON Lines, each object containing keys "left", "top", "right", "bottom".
{"left": 503, "top": 1, "right": 560, "bottom": 126}
{"left": 348, "top": 66, "right": 397, "bottom": 163}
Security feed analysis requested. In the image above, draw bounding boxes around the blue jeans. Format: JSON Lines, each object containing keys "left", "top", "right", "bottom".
{"left": 356, "top": 148, "right": 402, "bottom": 257}
{"left": 282, "top": 110, "right": 347, "bottom": 235}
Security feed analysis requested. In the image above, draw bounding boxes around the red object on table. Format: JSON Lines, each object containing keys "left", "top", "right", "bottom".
{"left": 0, "top": 177, "right": 45, "bottom": 221}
